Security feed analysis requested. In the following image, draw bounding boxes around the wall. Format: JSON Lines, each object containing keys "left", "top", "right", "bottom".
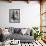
{"left": 0, "top": 1, "right": 40, "bottom": 28}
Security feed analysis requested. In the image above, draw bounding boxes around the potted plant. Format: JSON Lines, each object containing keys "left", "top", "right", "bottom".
{"left": 32, "top": 27, "right": 39, "bottom": 40}
{"left": 32, "top": 27, "right": 43, "bottom": 40}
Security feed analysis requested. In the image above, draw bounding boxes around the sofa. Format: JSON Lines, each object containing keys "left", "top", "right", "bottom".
{"left": 2, "top": 27, "right": 34, "bottom": 43}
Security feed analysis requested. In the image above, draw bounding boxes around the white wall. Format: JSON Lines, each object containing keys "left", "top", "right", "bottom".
{"left": 0, "top": 1, "right": 40, "bottom": 28}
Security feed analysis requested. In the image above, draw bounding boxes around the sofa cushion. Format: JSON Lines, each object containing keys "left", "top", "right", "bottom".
{"left": 14, "top": 28, "right": 21, "bottom": 34}
{"left": 21, "top": 28, "right": 27, "bottom": 35}
{"left": 8, "top": 27, "right": 14, "bottom": 34}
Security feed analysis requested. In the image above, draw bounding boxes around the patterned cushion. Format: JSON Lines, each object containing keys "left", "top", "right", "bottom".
{"left": 8, "top": 27, "right": 14, "bottom": 34}
{"left": 14, "top": 28, "right": 21, "bottom": 33}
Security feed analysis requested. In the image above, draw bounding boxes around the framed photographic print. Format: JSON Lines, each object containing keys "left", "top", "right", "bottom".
{"left": 9, "top": 9, "right": 20, "bottom": 23}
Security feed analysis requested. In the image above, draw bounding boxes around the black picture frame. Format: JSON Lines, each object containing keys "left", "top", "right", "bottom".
{"left": 9, "top": 9, "right": 20, "bottom": 23}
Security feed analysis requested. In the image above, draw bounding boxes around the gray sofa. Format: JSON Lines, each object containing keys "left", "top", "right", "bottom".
{"left": 9, "top": 33, "right": 34, "bottom": 43}
{"left": 3, "top": 27, "right": 34, "bottom": 43}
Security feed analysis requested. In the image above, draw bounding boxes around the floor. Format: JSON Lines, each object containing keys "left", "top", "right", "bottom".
{"left": 21, "top": 40, "right": 46, "bottom": 46}
{"left": 0, "top": 40, "right": 46, "bottom": 46}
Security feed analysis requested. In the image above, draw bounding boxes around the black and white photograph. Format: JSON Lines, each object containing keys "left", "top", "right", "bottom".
{"left": 9, "top": 9, "right": 20, "bottom": 23}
